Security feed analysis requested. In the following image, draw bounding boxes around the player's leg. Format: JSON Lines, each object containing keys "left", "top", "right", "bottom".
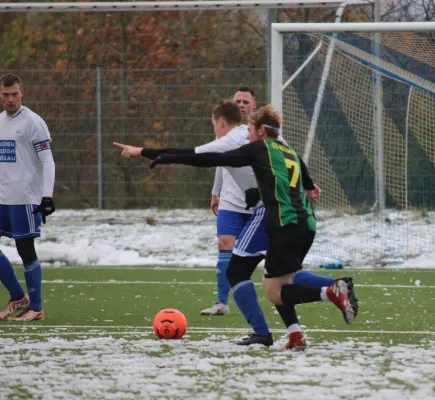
{"left": 201, "top": 210, "right": 250, "bottom": 316}
{"left": 0, "top": 205, "right": 28, "bottom": 320}
{"left": 268, "top": 275, "right": 307, "bottom": 351}
{"left": 230, "top": 207, "right": 272, "bottom": 346}
{"left": 293, "top": 227, "right": 359, "bottom": 316}
{"left": 227, "top": 254, "right": 272, "bottom": 346}
{"left": 7, "top": 204, "right": 44, "bottom": 321}
{"left": 263, "top": 223, "right": 355, "bottom": 325}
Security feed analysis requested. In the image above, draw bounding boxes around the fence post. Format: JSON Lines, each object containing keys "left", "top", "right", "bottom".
{"left": 96, "top": 66, "right": 104, "bottom": 209}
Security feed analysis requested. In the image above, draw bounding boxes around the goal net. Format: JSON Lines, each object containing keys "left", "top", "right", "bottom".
{"left": 273, "top": 23, "right": 435, "bottom": 266}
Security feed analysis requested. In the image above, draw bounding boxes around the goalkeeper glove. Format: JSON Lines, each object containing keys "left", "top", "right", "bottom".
{"left": 33, "top": 197, "right": 56, "bottom": 224}
{"left": 245, "top": 188, "right": 260, "bottom": 210}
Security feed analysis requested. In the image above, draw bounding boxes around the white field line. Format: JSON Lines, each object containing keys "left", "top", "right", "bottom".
{"left": 39, "top": 266, "right": 435, "bottom": 271}
{"left": 17, "top": 279, "right": 435, "bottom": 289}
{"left": 1, "top": 325, "right": 434, "bottom": 335}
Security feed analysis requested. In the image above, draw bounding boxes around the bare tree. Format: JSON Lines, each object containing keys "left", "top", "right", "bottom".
{"left": 382, "top": 0, "right": 435, "bottom": 21}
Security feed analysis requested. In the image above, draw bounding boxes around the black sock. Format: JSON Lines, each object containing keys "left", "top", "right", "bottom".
{"left": 281, "top": 284, "right": 321, "bottom": 305}
{"left": 275, "top": 304, "right": 298, "bottom": 328}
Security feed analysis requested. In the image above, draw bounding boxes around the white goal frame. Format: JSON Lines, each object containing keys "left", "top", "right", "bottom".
{"left": 271, "top": 21, "right": 435, "bottom": 214}
{"left": 271, "top": 21, "right": 435, "bottom": 114}
{"left": 0, "top": 1, "right": 369, "bottom": 12}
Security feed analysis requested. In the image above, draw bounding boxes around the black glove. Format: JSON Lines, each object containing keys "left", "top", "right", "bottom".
{"left": 141, "top": 148, "right": 160, "bottom": 160}
{"left": 150, "top": 156, "right": 164, "bottom": 170}
{"left": 33, "top": 197, "right": 56, "bottom": 224}
{"left": 245, "top": 188, "right": 260, "bottom": 210}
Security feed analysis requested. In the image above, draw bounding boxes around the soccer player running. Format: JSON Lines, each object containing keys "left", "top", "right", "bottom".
{"left": 0, "top": 74, "right": 56, "bottom": 321}
{"left": 114, "top": 102, "right": 358, "bottom": 349}
{"left": 149, "top": 104, "right": 357, "bottom": 343}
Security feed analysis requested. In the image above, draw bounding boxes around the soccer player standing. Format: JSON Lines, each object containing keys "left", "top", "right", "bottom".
{"left": 115, "top": 88, "right": 258, "bottom": 317}
{"left": 200, "top": 87, "right": 258, "bottom": 316}
{"left": 0, "top": 74, "right": 55, "bottom": 321}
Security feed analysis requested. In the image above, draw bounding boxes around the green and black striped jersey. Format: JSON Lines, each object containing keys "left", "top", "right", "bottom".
{"left": 157, "top": 138, "right": 310, "bottom": 231}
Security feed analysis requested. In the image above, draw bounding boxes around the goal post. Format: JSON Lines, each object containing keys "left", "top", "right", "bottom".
{"left": 271, "top": 21, "right": 435, "bottom": 265}
{"left": 271, "top": 21, "right": 435, "bottom": 113}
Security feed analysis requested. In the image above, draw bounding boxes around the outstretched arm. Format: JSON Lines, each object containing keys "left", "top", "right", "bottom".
{"left": 113, "top": 142, "right": 194, "bottom": 160}
{"left": 150, "top": 146, "right": 254, "bottom": 169}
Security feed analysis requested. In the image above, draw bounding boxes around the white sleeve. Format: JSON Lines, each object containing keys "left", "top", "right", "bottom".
{"left": 226, "top": 166, "right": 258, "bottom": 191}
{"left": 30, "top": 114, "right": 55, "bottom": 198}
{"left": 37, "top": 149, "right": 56, "bottom": 198}
{"left": 211, "top": 167, "right": 223, "bottom": 196}
{"left": 29, "top": 114, "right": 51, "bottom": 142}
{"left": 195, "top": 134, "right": 239, "bottom": 154}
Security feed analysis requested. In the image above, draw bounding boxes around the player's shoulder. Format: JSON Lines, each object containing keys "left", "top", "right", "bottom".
{"left": 266, "top": 138, "right": 297, "bottom": 154}
{"left": 21, "top": 106, "right": 45, "bottom": 123}
{"left": 226, "top": 125, "right": 249, "bottom": 145}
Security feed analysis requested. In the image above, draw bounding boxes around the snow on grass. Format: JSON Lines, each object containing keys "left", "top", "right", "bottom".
{"left": 0, "top": 333, "right": 434, "bottom": 399}
{"left": 0, "top": 209, "right": 433, "bottom": 268}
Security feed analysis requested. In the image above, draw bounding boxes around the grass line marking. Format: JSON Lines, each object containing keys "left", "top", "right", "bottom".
{"left": 38, "top": 266, "right": 435, "bottom": 272}
{"left": 17, "top": 280, "right": 435, "bottom": 289}
{"left": 1, "top": 325, "right": 434, "bottom": 335}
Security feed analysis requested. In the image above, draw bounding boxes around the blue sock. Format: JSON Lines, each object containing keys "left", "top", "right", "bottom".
{"left": 293, "top": 270, "right": 336, "bottom": 287}
{"left": 216, "top": 250, "right": 232, "bottom": 304}
{"left": 232, "top": 280, "right": 269, "bottom": 336}
{"left": 24, "top": 259, "right": 42, "bottom": 312}
{"left": 0, "top": 251, "right": 25, "bottom": 301}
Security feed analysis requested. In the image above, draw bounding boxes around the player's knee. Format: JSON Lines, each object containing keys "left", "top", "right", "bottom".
{"left": 218, "top": 235, "right": 236, "bottom": 250}
{"left": 227, "top": 260, "right": 247, "bottom": 287}
{"left": 262, "top": 276, "right": 282, "bottom": 305}
{"left": 226, "top": 255, "right": 258, "bottom": 288}
{"left": 15, "top": 238, "right": 37, "bottom": 264}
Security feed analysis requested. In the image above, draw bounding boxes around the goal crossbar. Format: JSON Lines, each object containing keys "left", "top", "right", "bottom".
{"left": 0, "top": 0, "right": 372, "bottom": 13}
{"left": 272, "top": 21, "right": 435, "bottom": 33}
{"left": 272, "top": 21, "right": 435, "bottom": 112}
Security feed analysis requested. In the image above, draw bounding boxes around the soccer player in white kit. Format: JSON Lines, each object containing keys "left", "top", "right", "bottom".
{"left": 114, "top": 100, "right": 274, "bottom": 338}
{"left": 0, "top": 74, "right": 56, "bottom": 321}
{"left": 115, "top": 88, "right": 258, "bottom": 317}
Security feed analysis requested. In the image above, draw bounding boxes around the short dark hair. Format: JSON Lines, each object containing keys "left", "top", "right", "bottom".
{"left": 235, "top": 86, "right": 255, "bottom": 99}
{"left": 0, "top": 74, "right": 22, "bottom": 88}
{"left": 212, "top": 100, "right": 242, "bottom": 125}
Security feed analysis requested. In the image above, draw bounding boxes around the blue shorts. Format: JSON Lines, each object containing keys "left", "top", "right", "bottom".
{"left": 216, "top": 209, "right": 251, "bottom": 237}
{"left": 233, "top": 206, "right": 268, "bottom": 257}
{"left": 0, "top": 204, "right": 42, "bottom": 240}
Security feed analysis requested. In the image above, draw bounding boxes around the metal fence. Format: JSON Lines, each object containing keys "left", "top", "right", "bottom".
{"left": 3, "top": 68, "right": 267, "bottom": 209}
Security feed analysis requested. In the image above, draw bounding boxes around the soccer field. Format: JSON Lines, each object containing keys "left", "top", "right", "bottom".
{"left": 0, "top": 266, "right": 434, "bottom": 399}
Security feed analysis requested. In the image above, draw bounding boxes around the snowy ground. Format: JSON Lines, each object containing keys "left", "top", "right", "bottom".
{"left": 0, "top": 208, "right": 433, "bottom": 268}
{"left": 0, "top": 327, "right": 434, "bottom": 400}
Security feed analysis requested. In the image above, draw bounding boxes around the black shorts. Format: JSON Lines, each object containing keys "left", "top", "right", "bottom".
{"left": 264, "top": 223, "right": 307, "bottom": 278}
{"left": 300, "top": 229, "right": 316, "bottom": 263}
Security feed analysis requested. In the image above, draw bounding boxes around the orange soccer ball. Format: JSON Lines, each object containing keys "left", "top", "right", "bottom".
{"left": 152, "top": 308, "right": 187, "bottom": 339}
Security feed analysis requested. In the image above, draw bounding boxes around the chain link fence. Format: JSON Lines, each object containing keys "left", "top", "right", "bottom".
{"left": 1, "top": 68, "right": 267, "bottom": 208}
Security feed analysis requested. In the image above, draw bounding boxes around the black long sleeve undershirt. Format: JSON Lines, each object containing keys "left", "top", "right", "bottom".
{"left": 141, "top": 147, "right": 194, "bottom": 160}
{"left": 157, "top": 150, "right": 252, "bottom": 169}
{"left": 156, "top": 150, "right": 315, "bottom": 190}
{"left": 299, "top": 157, "right": 315, "bottom": 190}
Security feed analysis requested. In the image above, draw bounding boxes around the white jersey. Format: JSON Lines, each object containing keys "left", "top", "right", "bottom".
{"left": 195, "top": 125, "right": 254, "bottom": 214}
{"left": 0, "top": 106, "right": 54, "bottom": 205}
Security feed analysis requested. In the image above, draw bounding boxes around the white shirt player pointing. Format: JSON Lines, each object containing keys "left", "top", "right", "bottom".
{"left": 0, "top": 106, "right": 55, "bottom": 205}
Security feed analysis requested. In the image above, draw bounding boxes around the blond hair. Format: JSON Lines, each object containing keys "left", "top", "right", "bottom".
{"left": 249, "top": 105, "right": 281, "bottom": 138}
